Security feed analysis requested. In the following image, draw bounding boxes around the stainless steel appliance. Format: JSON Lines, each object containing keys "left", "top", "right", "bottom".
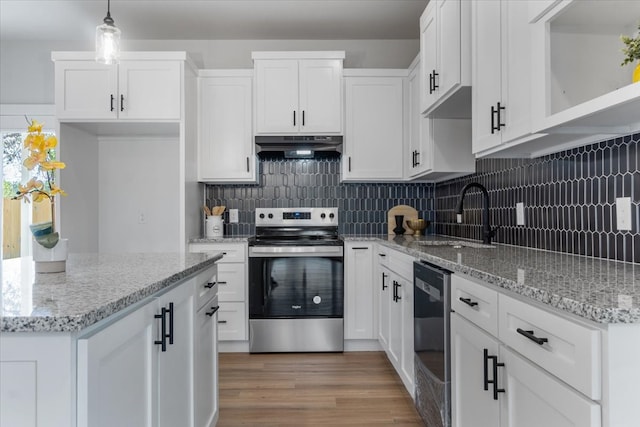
{"left": 248, "top": 207, "right": 344, "bottom": 353}
{"left": 414, "top": 260, "right": 452, "bottom": 427}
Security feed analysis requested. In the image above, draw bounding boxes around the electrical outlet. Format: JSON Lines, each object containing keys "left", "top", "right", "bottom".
{"left": 516, "top": 202, "right": 525, "bottom": 226}
{"left": 616, "top": 197, "right": 632, "bottom": 231}
{"left": 138, "top": 211, "right": 147, "bottom": 224}
{"left": 229, "top": 209, "right": 239, "bottom": 223}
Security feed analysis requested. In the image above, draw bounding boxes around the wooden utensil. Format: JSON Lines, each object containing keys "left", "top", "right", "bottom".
{"left": 203, "top": 205, "right": 211, "bottom": 216}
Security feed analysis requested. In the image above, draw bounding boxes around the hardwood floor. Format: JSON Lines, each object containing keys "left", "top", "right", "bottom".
{"left": 218, "top": 352, "right": 424, "bottom": 426}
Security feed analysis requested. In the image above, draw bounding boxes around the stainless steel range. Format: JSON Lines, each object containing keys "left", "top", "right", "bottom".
{"left": 248, "top": 207, "right": 344, "bottom": 353}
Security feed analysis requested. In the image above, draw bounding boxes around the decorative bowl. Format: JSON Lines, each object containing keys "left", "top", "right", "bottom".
{"left": 406, "top": 219, "right": 430, "bottom": 236}
{"left": 29, "top": 222, "right": 53, "bottom": 237}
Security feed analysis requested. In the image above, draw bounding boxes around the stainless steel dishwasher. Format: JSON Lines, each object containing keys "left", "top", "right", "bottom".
{"left": 413, "top": 260, "right": 451, "bottom": 427}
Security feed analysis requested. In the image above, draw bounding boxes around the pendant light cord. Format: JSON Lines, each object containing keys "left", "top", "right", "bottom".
{"left": 104, "top": 0, "right": 114, "bottom": 25}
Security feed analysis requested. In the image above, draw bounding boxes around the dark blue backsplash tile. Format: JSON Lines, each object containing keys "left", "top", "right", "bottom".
{"left": 206, "top": 156, "right": 435, "bottom": 236}
{"left": 435, "top": 133, "right": 640, "bottom": 263}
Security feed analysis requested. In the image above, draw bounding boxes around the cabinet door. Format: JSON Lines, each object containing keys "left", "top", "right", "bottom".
{"left": 194, "top": 298, "right": 219, "bottom": 427}
{"left": 437, "top": 0, "right": 462, "bottom": 100}
{"left": 388, "top": 275, "right": 403, "bottom": 367}
{"left": 345, "top": 243, "right": 375, "bottom": 340}
{"left": 471, "top": 0, "right": 503, "bottom": 153}
{"left": 55, "top": 61, "right": 117, "bottom": 120}
{"left": 408, "top": 62, "right": 432, "bottom": 178}
{"left": 198, "top": 76, "right": 255, "bottom": 182}
{"left": 217, "top": 263, "right": 246, "bottom": 302}
{"left": 500, "top": 347, "right": 601, "bottom": 427}
{"left": 299, "top": 59, "right": 342, "bottom": 133}
{"left": 451, "top": 314, "right": 500, "bottom": 427}
{"left": 420, "top": 2, "right": 438, "bottom": 113}
{"left": 255, "top": 60, "right": 299, "bottom": 133}
{"left": 217, "top": 302, "right": 247, "bottom": 341}
{"left": 118, "top": 60, "right": 181, "bottom": 120}
{"left": 343, "top": 77, "right": 404, "bottom": 181}
{"left": 77, "top": 300, "right": 158, "bottom": 427}
{"left": 378, "top": 266, "right": 392, "bottom": 350}
{"left": 399, "top": 274, "right": 414, "bottom": 392}
{"left": 157, "top": 282, "right": 195, "bottom": 427}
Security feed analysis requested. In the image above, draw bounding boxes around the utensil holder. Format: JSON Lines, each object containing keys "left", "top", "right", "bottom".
{"left": 205, "top": 215, "right": 224, "bottom": 238}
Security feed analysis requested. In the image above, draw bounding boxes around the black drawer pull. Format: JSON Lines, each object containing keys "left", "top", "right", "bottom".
{"left": 516, "top": 328, "right": 548, "bottom": 345}
{"left": 459, "top": 297, "right": 478, "bottom": 307}
{"left": 351, "top": 247, "right": 368, "bottom": 250}
{"left": 205, "top": 306, "right": 220, "bottom": 317}
{"left": 204, "top": 282, "right": 216, "bottom": 289}
{"left": 218, "top": 320, "right": 228, "bottom": 324}
{"left": 217, "top": 281, "right": 227, "bottom": 285}
{"left": 378, "top": 253, "right": 386, "bottom": 257}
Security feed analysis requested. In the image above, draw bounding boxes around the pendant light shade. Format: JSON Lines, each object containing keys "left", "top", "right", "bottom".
{"left": 96, "top": 0, "right": 121, "bottom": 64}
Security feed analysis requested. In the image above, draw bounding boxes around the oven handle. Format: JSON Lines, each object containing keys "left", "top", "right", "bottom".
{"left": 249, "top": 246, "right": 344, "bottom": 257}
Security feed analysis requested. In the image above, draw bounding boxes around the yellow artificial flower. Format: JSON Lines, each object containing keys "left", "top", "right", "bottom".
{"left": 28, "top": 119, "right": 43, "bottom": 133}
{"left": 23, "top": 151, "right": 47, "bottom": 170}
{"left": 32, "top": 192, "right": 48, "bottom": 203}
{"left": 50, "top": 184, "right": 67, "bottom": 197}
{"left": 44, "top": 135, "right": 58, "bottom": 149}
{"left": 40, "top": 161, "right": 66, "bottom": 171}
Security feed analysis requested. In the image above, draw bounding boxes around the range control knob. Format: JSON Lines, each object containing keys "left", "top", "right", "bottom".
{"left": 320, "top": 213, "right": 326, "bottom": 219}
{"left": 329, "top": 213, "right": 335, "bottom": 219}
{"left": 268, "top": 213, "right": 274, "bottom": 219}
{"left": 259, "top": 213, "right": 265, "bottom": 219}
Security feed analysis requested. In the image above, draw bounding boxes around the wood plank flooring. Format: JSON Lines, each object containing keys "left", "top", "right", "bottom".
{"left": 218, "top": 352, "right": 425, "bottom": 426}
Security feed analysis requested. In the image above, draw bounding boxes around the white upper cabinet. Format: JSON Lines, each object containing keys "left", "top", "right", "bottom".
{"left": 530, "top": 0, "right": 640, "bottom": 136}
{"left": 342, "top": 71, "right": 405, "bottom": 182}
{"left": 420, "top": 0, "right": 471, "bottom": 117}
{"left": 198, "top": 71, "right": 256, "bottom": 183}
{"left": 52, "top": 52, "right": 184, "bottom": 121}
{"left": 407, "top": 56, "right": 474, "bottom": 181}
{"left": 253, "top": 52, "right": 344, "bottom": 135}
{"left": 472, "top": 0, "right": 536, "bottom": 155}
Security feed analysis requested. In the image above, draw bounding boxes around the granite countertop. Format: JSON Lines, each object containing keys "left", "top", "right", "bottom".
{"left": 1, "top": 252, "right": 222, "bottom": 333}
{"left": 345, "top": 234, "right": 640, "bottom": 324}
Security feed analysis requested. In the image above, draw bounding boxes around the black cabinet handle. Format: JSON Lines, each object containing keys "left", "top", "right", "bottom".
{"left": 485, "top": 350, "right": 505, "bottom": 400}
{"left": 246, "top": 156, "right": 250, "bottom": 172}
{"left": 217, "top": 281, "right": 227, "bottom": 285}
{"left": 167, "top": 302, "right": 174, "bottom": 345}
{"left": 382, "top": 272, "right": 388, "bottom": 290}
{"left": 348, "top": 157, "right": 352, "bottom": 172}
{"left": 205, "top": 282, "right": 216, "bottom": 289}
{"left": 293, "top": 110, "right": 296, "bottom": 126}
{"left": 351, "top": 247, "right": 368, "bottom": 250}
{"left": 459, "top": 297, "right": 478, "bottom": 307}
{"left": 428, "top": 72, "right": 434, "bottom": 94}
{"left": 120, "top": 94, "right": 124, "bottom": 112}
{"left": 393, "top": 281, "right": 401, "bottom": 302}
{"left": 205, "top": 306, "right": 219, "bottom": 317}
{"left": 218, "top": 320, "right": 227, "bottom": 324}
{"left": 415, "top": 151, "right": 420, "bottom": 166}
{"left": 497, "top": 102, "right": 506, "bottom": 130}
{"left": 302, "top": 110, "right": 305, "bottom": 126}
{"left": 491, "top": 105, "right": 498, "bottom": 134}
{"left": 516, "top": 328, "right": 548, "bottom": 345}
{"left": 110, "top": 94, "right": 114, "bottom": 111}
{"left": 432, "top": 70, "right": 439, "bottom": 91}
{"left": 378, "top": 253, "right": 386, "bottom": 257}
{"left": 154, "top": 307, "right": 168, "bottom": 352}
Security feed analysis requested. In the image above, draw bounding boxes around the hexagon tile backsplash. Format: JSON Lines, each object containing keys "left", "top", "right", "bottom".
{"left": 436, "top": 133, "right": 639, "bottom": 263}
{"left": 206, "top": 133, "right": 638, "bottom": 263}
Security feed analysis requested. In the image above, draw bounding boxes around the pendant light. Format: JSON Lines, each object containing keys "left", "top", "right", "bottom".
{"left": 95, "top": 0, "right": 121, "bottom": 64}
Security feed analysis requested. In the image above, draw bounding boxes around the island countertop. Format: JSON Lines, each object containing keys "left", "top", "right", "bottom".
{"left": 344, "top": 235, "right": 640, "bottom": 324}
{"left": 1, "top": 252, "right": 222, "bottom": 333}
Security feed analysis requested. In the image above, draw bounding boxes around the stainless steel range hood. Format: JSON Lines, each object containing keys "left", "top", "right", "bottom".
{"left": 255, "top": 135, "right": 343, "bottom": 159}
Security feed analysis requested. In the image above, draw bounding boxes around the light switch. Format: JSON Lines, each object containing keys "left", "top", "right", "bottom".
{"left": 229, "top": 209, "right": 239, "bottom": 223}
{"left": 516, "top": 202, "right": 525, "bottom": 226}
{"left": 616, "top": 197, "right": 632, "bottom": 231}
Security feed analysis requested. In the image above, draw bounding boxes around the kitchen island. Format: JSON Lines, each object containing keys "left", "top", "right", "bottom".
{"left": 1, "top": 252, "right": 222, "bottom": 427}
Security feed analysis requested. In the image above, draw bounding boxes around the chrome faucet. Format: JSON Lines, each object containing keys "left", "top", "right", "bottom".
{"left": 455, "top": 182, "right": 499, "bottom": 245}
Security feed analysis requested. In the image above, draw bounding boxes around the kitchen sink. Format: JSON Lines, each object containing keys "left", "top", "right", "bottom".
{"left": 414, "top": 241, "right": 497, "bottom": 249}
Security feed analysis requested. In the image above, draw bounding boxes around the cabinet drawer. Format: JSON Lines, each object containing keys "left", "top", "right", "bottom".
{"left": 387, "top": 248, "right": 415, "bottom": 281}
{"left": 498, "top": 294, "right": 601, "bottom": 399}
{"left": 376, "top": 245, "right": 391, "bottom": 268}
{"left": 217, "top": 263, "right": 246, "bottom": 302}
{"left": 194, "top": 266, "right": 218, "bottom": 310}
{"left": 190, "top": 242, "right": 247, "bottom": 263}
{"left": 451, "top": 274, "right": 498, "bottom": 337}
{"left": 217, "top": 302, "right": 247, "bottom": 341}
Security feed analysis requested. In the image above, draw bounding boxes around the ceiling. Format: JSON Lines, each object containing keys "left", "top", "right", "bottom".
{"left": 0, "top": 0, "right": 429, "bottom": 42}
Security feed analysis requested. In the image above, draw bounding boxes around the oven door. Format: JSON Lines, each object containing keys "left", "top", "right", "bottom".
{"left": 249, "top": 245, "right": 344, "bottom": 319}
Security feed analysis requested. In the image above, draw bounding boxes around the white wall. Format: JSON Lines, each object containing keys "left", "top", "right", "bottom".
{"left": 0, "top": 39, "right": 419, "bottom": 104}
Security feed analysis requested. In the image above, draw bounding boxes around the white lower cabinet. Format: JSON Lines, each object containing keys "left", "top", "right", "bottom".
{"left": 77, "top": 265, "right": 218, "bottom": 427}
{"left": 194, "top": 296, "right": 219, "bottom": 427}
{"left": 189, "top": 242, "right": 248, "bottom": 341}
{"left": 376, "top": 244, "right": 414, "bottom": 395}
{"left": 344, "top": 242, "right": 375, "bottom": 340}
{"left": 451, "top": 273, "right": 601, "bottom": 427}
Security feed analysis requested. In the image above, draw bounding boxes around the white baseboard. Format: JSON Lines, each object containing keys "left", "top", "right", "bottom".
{"left": 219, "top": 339, "right": 382, "bottom": 353}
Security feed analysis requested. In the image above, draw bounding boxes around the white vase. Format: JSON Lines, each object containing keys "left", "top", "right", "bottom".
{"left": 33, "top": 238, "right": 68, "bottom": 273}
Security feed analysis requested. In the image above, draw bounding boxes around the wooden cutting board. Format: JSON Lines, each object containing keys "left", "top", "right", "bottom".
{"left": 387, "top": 205, "right": 418, "bottom": 235}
